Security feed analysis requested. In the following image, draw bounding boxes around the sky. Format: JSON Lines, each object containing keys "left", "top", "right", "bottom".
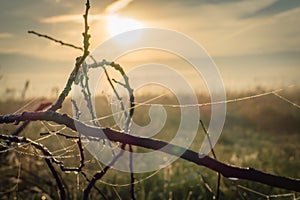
{"left": 0, "top": 0, "right": 299, "bottom": 98}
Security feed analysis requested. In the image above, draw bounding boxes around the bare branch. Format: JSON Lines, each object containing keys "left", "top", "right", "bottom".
{"left": 81, "top": 171, "right": 108, "bottom": 200}
{"left": 76, "top": 137, "right": 85, "bottom": 172}
{"left": 107, "top": 62, "right": 136, "bottom": 199}
{"left": 129, "top": 144, "right": 136, "bottom": 200}
{"left": 48, "top": 60, "right": 80, "bottom": 111}
{"left": 83, "top": 144, "right": 126, "bottom": 200}
{"left": 44, "top": 159, "right": 66, "bottom": 200}
{"left": 13, "top": 102, "right": 52, "bottom": 136}
{"left": 57, "top": 137, "right": 85, "bottom": 173}
{"left": 82, "top": 0, "right": 91, "bottom": 57}
{"left": 85, "top": 59, "right": 136, "bottom": 198}
{"left": 1, "top": 111, "right": 299, "bottom": 192}
{"left": 200, "top": 120, "right": 220, "bottom": 199}
{"left": 48, "top": 0, "right": 91, "bottom": 111}
{"left": 0, "top": 134, "right": 66, "bottom": 199}
{"left": 28, "top": 30, "right": 83, "bottom": 51}
{"left": 110, "top": 62, "right": 135, "bottom": 117}
{"left": 41, "top": 132, "right": 85, "bottom": 172}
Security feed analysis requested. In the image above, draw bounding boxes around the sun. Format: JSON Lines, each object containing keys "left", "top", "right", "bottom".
{"left": 106, "top": 14, "right": 144, "bottom": 37}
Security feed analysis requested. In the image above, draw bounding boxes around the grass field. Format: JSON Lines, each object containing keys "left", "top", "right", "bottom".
{"left": 0, "top": 87, "right": 299, "bottom": 199}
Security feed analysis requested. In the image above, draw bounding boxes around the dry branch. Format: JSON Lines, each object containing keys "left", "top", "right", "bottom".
{"left": 0, "top": 134, "right": 66, "bottom": 199}
{"left": 1, "top": 111, "right": 299, "bottom": 192}
{"left": 83, "top": 143, "right": 126, "bottom": 200}
{"left": 28, "top": 31, "right": 83, "bottom": 51}
{"left": 13, "top": 102, "right": 52, "bottom": 136}
{"left": 200, "top": 120, "right": 220, "bottom": 199}
{"left": 48, "top": 0, "right": 91, "bottom": 112}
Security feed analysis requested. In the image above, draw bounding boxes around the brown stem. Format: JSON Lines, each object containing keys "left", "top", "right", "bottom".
{"left": 13, "top": 102, "right": 52, "bottom": 136}
{"left": 48, "top": 0, "right": 91, "bottom": 112}
{"left": 83, "top": 144, "right": 126, "bottom": 200}
{"left": 28, "top": 31, "right": 83, "bottom": 51}
{"left": 1, "top": 111, "right": 299, "bottom": 192}
{"left": 0, "top": 134, "right": 66, "bottom": 199}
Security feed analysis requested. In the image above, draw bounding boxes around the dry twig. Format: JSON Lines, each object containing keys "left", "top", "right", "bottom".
{"left": 1, "top": 111, "right": 299, "bottom": 192}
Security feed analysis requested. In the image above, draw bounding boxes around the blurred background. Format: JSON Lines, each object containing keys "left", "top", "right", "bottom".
{"left": 0, "top": 0, "right": 299, "bottom": 98}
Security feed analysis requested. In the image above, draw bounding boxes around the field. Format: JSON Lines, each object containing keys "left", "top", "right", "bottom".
{"left": 0, "top": 87, "right": 299, "bottom": 199}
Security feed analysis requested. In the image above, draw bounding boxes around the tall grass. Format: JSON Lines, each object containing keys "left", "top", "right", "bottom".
{"left": 0, "top": 88, "right": 299, "bottom": 199}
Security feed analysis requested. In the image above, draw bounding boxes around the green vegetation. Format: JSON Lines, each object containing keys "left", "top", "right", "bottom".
{"left": 0, "top": 88, "right": 299, "bottom": 199}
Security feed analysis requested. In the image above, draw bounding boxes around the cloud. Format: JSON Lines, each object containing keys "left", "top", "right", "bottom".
{"left": 40, "top": 14, "right": 105, "bottom": 24}
{"left": 213, "top": 5, "right": 300, "bottom": 56}
{"left": 220, "top": 0, "right": 277, "bottom": 17}
{"left": 13, "top": 0, "right": 300, "bottom": 59}
{"left": 0, "top": 33, "right": 14, "bottom": 39}
{"left": 144, "top": 0, "right": 299, "bottom": 57}
{"left": 41, "top": 14, "right": 82, "bottom": 23}
{"left": 41, "top": 0, "right": 135, "bottom": 24}
{"left": 104, "top": 0, "right": 134, "bottom": 14}
{"left": 224, "top": 6, "right": 300, "bottom": 40}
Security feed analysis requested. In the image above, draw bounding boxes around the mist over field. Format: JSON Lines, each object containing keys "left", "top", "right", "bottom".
{"left": 1, "top": 57, "right": 299, "bottom": 99}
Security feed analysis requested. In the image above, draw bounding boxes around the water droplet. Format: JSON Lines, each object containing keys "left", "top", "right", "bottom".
{"left": 228, "top": 177, "right": 239, "bottom": 181}
{"left": 76, "top": 172, "right": 80, "bottom": 190}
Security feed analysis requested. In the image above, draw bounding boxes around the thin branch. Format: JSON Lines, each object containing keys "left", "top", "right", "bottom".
{"left": 40, "top": 131, "right": 85, "bottom": 172}
{"left": 83, "top": 144, "right": 126, "bottom": 200}
{"left": 58, "top": 137, "right": 85, "bottom": 173}
{"left": 81, "top": 171, "right": 108, "bottom": 200}
{"left": 28, "top": 30, "right": 83, "bottom": 51}
{"left": 71, "top": 99, "right": 81, "bottom": 119}
{"left": 108, "top": 62, "right": 136, "bottom": 199}
{"left": 90, "top": 58, "right": 136, "bottom": 198}
{"left": 48, "top": 0, "right": 91, "bottom": 111}
{"left": 44, "top": 159, "right": 66, "bottom": 200}
{"left": 0, "top": 134, "right": 66, "bottom": 199}
{"left": 200, "top": 120, "right": 220, "bottom": 199}
{"left": 77, "top": 137, "right": 85, "bottom": 172}
{"left": 1, "top": 111, "right": 299, "bottom": 192}
{"left": 198, "top": 174, "right": 215, "bottom": 196}
{"left": 13, "top": 102, "right": 52, "bottom": 136}
{"left": 48, "top": 62, "right": 77, "bottom": 111}
{"left": 83, "top": 57, "right": 116, "bottom": 155}
{"left": 129, "top": 144, "right": 135, "bottom": 200}
{"left": 200, "top": 120, "right": 217, "bottom": 160}
{"left": 82, "top": 0, "right": 91, "bottom": 57}
{"left": 109, "top": 62, "right": 135, "bottom": 117}
{"left": 103, "top": 67, "right": 124, "bottom": 107}
{"left": 84, "top": 60, "right": 136, "bottom": 198}
{"left": 77, "top": 61, "right": 102, "bottom": 129}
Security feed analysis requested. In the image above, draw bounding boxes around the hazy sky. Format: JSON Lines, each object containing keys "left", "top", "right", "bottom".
{"left": 0, "top": 0, "right": 299, "bottom": 97}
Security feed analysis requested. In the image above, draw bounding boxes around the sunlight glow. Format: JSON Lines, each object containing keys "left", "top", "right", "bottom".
{"left": 106, "top": 14, "right": 144, "bottom": 37}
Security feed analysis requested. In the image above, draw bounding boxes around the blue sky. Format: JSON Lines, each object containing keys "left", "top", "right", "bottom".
{"left": 0, "top": 0, "right": 299, "bottom": 97}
